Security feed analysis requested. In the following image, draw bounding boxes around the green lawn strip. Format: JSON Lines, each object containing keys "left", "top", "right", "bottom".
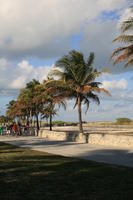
{"left": 0, "top": 142, "right": 133, "bottom": 200}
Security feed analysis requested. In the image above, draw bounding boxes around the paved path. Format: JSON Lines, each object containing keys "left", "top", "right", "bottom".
{"left": 1, "top": 136, "right": 133, "bottom": 168}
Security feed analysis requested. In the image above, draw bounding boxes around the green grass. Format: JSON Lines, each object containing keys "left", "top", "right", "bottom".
{"left": 0, "top": 143, "right": 133, "bottom": 200}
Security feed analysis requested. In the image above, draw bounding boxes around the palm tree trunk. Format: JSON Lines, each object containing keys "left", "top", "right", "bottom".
{"left": 78, "top": 95, "right": 83, "bottom": 133}
{"left": 36, "top": 114, "right": 39, "bottom": 136}
{"left": 29, "top": 110, "right": 32, "bottom": 127}
{"left": 46, "top": 118, "right": 48, "bottom": 126}
{"left": 49, "top": 114, "right": 52, "bottom": 131}
{"left": 26, "top": 115, "right": 29, "bottom": 125}
{"left": 34, "top": 116, "right": 36, "bottom": 127}
{"left": 40, "top": 120, "right": 41, "bottom": 128}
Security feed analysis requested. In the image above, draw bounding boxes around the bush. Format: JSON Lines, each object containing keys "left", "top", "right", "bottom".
{"left": 64, "top": 122, "right": 78, "bottom": 126}
{"left": 52, "top": 121, "right": 78, "bottom": 126}
{"left": 52, "top": 121, "right": 65, "bottom": 126}
{"left": 116, "top": 118, "right": 132, "bottom": 125}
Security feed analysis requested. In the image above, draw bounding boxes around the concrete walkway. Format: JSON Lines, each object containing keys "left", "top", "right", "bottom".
{"left": 1, "top": 136, "right": 133, "bottom": 168}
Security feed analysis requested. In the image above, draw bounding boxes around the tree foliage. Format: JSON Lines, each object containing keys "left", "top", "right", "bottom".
{"left": 49, "top": 50, "right": 110, "bottom": 133}
{"left": 116, "top": 118, "right": 132, "bottom": 124}
{"left": 6, "top": 50, "right": 110, "bottom": 134}
{"left": 112, "top": 7, "right": 133, "bottom": 67}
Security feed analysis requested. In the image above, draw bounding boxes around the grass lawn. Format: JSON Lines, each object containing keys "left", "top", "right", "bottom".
{"left": 0, "top": 142, "right": 133, "bottom": 200}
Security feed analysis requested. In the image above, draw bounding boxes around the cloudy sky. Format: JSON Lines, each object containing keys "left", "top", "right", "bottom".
{"left": 0, "top": 0, "right": 133, "bottom": 121}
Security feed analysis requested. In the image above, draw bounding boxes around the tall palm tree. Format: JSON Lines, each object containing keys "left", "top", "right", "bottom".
{"left": 112, "top": 7, "right": 133, "bottom": 67}
{"left": 49, "top": 50, "right": 110, "bottom": 133}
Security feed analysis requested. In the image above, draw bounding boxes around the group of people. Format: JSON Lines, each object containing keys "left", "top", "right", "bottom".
{"left": 0, "top": 121, "right": 30, "bottom": 136}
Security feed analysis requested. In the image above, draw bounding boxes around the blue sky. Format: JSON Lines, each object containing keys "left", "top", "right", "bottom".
{"left": 0, "top": 0, "right": 132, "bottom": 121}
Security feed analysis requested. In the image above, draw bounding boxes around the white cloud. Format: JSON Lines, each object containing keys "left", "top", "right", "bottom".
{"left": 18, "top": 60, "right": 34, "bottom": 72}
{"left": 0, "top": 0, "right": 132, "bottom": 120}
{"left": 97, "top": 0, "right": 127, "bottom": 10}
{"left": 0, "top": 58, "right": 52, "bottom": 95}
{"left": 0, "top": 0, "right": 129, "bottom": 59}
{"left": 10, "top": 76, "right": 27, "bottom": 89}
{"left": 102, "top": 79, "right": 128, "bottom": 90}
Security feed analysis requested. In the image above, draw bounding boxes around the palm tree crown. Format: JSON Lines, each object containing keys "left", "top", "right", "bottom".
{"left": 49, "top": 50, "right": 110, "bottom": 133}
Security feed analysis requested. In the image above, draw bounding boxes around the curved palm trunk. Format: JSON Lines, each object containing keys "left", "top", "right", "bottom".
{"left": 49, "top": 114, "right": 52, "bottom": 131}
{"left": 78, "top": 95, "right": 83, "bottom": 133}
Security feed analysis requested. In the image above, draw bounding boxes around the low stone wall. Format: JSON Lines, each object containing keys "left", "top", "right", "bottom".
{"left": 38, "top": 129, "right": 133, "bottom": 148}
{"left": 38, "top": 129, "right": 85, "bottom": 142}
{"left": 88, "top": 133, "right": 133, "bottom": 148}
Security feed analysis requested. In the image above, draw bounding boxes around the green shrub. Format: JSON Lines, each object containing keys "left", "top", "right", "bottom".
{"left": 52, "top": 121, "right": 78, "bottom": 126}
{"left": 116, "top": 118, "right": 132, "bottom": 125}
{"left": 52, "top": 121, "right": 65, "bottom": 126}
{"left": 64, "top": 122, "right": 78, "bottom": 126}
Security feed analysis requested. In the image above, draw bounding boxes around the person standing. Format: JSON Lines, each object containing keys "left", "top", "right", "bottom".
{"left": 12, "top": 122, "right": 17, "bottom": 136}
{"left": 0, "top": 126, "right": 3, "bottom": 135}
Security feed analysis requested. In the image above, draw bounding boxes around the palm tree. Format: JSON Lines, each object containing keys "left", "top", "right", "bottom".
{"left": 112, "top": 7, "right": 133, "bottom": 67}
{"left": 17, "top": 79, "right": 41, "bottom": 133}
{"left": 41, "top": 79, "right": 66, "bottom": 131}
{"left": 49, "top": 50, "right": 110, "bottom": 133}
{"left": 6, "top": 100, "right": 18, "bottom": 120}
{"left": 17, "top": 88, "right": 33, "bottom": 124}
{"left": 25, "top": 79, "right": 41, "bottom": 132}
{"left": 41, "top": 104, "right": 57, "bottom": 131}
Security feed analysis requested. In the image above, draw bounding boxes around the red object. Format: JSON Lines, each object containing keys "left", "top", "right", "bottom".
{"left": 12, "top": 124, "right": 17, "bottom": 132}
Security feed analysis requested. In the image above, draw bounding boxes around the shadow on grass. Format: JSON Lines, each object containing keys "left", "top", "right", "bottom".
{"left": 2, "top": 138, "right": 84, "bottom": 147}
{"left": 0, "top": 150, "right": 23, "bottom": 154}
{"left": 1, "top": 142, "right": 133, "bottom": 200}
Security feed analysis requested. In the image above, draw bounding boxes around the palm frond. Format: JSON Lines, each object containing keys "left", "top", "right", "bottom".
{"left": 112, "top": 44, "right": 133, "bottom": 66}
{"left": 86, "top": 92, "right": 100, "bottom": 105}
{"left": 89, "top": 82, "right": 102, "bottom": 87}
{"left": 113, "top": 35, "right": 133, "bottom": 43}
{"left": 112, "top": 7, "right": 133, "bottom": 67}
{"left": 87, "top": 52, "right": 94, "bottom": 66}
{"left": 126, "top": 55, "right": 133, "bottom": 67}
{"left": 73, "top": 97, "right": 78, "bottom": 109}
{"left": 48, "top": 69, "right": 65, "bottom": 78}
{"left": 113, "top": 52, "right": 128, "bottom": 64}
{"left": 82, "top": 85, "right": 91, "bottom": 93}
{"left": 83, "top": 97, "right": 90, "bottom": 114}
{"left": 121, "top": 17, "right": 133, "bottom": 32}
{"left": 70, "top": 50, "right": 85, "bottom": 66}
{"left": 111, "top": 47, "right": 126, "bottom": 57}
{"left": 92, "top": 87, "right": 111, "bottom": 96}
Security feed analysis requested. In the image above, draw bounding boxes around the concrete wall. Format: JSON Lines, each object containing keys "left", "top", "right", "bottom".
{"left": 38, "top": 129, "right": 133, "bottom": 148}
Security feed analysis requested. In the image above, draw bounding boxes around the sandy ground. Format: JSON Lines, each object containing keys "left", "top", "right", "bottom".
{"left": 43, "top": 125, "right": 133, "bottom": 135}
{"left": 1, "top": 135, "right": 133, "bottom": 168}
